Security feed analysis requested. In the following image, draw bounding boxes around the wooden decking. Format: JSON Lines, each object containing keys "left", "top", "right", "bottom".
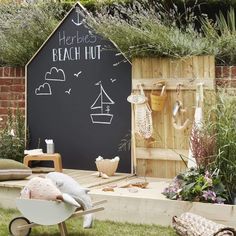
{"left": 0, "top": 168, "right": 133, "bottom": 211}
{"left": 0, "top": 168, "right": 132, "bottom": 189}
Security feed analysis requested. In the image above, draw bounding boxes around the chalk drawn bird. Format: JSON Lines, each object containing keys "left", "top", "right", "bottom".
{"left": 95, "top": 81, "right": 101, "bottom": 86}
{"left": 74, "top": 71, "right": 82, "bottom": 78}
{"left": 110, "top": 78, "right": 117, "bottom": 83}
{"left": 65, "top": 88, "right": 71, "bottom": 95}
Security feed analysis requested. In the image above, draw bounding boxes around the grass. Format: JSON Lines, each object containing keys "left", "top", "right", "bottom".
{"left": 202, "top": 7, "right": 236, "bottom": 65}
{"left": 1, "top": 208, "right": 177, "bottom": 236}
{"left": 210, "top": 91, "right": 236, "bottom": 202}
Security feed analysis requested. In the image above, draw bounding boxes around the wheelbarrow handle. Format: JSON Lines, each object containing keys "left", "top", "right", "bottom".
{"left": 92, "top": 199, "right": 107, "bottom": 206}
{"left": 70, "top": 206, "right": 105, "bottom": 219}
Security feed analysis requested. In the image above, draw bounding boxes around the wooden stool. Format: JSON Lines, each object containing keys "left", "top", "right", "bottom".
{"left": 23, "top": 153, "right": 63, "bottom": 172}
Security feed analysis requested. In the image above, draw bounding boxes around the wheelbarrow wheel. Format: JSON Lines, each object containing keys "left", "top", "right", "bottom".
{"left": 9, "top": 216, "right": 31, "bottom": 236}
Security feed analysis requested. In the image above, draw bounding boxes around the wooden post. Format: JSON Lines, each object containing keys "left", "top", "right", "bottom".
{"left": 131, "top": 103, "right": 136, "bottom": 174}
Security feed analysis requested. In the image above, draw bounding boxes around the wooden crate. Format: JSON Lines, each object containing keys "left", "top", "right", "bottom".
{"left": 132, "top": 56, "right": 215, "bottom": 178}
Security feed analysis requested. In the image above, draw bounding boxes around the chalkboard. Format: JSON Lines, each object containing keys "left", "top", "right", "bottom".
{"left": 26, "top": 3, "right": 131, "bottom": 173}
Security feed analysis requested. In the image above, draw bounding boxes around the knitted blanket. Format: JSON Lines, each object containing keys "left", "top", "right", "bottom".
{"left": 173, "top": 212, "right": 236, "bottom": 236}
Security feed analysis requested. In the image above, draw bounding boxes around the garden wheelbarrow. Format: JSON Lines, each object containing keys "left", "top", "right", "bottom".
{"left": 9, "top": 198, "right": 106, "bottom": 236}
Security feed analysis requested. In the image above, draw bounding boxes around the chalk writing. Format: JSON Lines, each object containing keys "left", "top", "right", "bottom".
{"left": 52, "top": 47, "right": 81, "bottom": 62}
{"left": 85, "top": 45, "right": 101, "bottom": 60}
{"left": 59, "top": 31, "right": 97, "bottom": 46}
{"left": 52, "top": 46, "right": 101, "bottom": 62}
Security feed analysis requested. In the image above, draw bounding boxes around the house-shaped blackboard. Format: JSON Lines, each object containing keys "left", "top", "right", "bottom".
{"left": 26, "top": 2, "right": 131, "bottom": 173}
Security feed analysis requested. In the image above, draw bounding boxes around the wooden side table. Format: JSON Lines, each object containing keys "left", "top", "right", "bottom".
{"left": 23, "top": 153, "right": 63, "bottom": 172}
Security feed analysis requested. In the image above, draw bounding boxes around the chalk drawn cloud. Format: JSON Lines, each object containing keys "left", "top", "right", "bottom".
{"left": 45, "top": 67, "right": 65, "bottom": 82}
{"left": 35, "top": 83, "right": 52, "bottom": 96}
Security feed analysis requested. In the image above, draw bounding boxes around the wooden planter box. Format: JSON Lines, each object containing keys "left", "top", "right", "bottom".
{"left": 132, "top": 56, "right": 215, "bottom": 178}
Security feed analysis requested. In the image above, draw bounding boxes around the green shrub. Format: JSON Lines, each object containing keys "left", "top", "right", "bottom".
{"left": 202, "top": 7, "right": 236, "bottom": 65}
{"left": 1, "top": 0, "right": 236, "bottom": 66}
{"left": 163, "top": 168, "right": 228, "bottom": 204}
{"left": 89, "top": 1, "right": 215, "bottom": 59}
{"left": 0, "top": 110, "right": 25, "bottom": 162}
{"left": 0, "top": 1, "right": 64, "bottom": 66}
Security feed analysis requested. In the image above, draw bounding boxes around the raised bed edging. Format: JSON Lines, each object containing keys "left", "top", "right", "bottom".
{"left": 90, "top": 191, "right": 236, "bottom": 227}
{"left": 1, "top": 183, "right": 235, "bottom": 228}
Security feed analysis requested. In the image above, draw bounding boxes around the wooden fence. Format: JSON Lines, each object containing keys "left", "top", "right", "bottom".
{"left": 132, "top": 56, "right": 215, "bottom": 178}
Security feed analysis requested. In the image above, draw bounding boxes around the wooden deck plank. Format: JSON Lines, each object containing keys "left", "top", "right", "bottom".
{"left": 0, "top": 169, "right": 132, "bottom": 189}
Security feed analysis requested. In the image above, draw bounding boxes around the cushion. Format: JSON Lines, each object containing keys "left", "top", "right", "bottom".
{"left": 21, "top": 177, "right": 62, "bottom": 201}
{"left": 0, "top": 159, "right": 32, "bottom": 181}
{"left": 46, "top": 172, "right": 93, "bottom": 228}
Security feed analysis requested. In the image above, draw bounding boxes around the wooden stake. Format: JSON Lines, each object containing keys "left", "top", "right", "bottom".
{"left": 131, "top": 103, "right": 136, "bottom": 175}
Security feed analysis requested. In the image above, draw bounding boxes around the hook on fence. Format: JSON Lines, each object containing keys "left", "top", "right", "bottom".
{"left": 153, "top": 80, "right": 166, "bottom": 87}
{"left": 175, "top": 83, "right": 184, "bottom": 96}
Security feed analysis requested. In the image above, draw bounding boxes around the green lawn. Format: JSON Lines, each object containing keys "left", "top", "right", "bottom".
{"left": 1, "top": 208, "right": 177, "bottom": 236}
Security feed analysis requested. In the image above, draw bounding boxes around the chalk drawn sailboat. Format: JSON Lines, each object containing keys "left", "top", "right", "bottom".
{"left": 90, "top": 82, "right": 115, "bottom": 125}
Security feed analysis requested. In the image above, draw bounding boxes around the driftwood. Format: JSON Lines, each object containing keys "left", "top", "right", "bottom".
{"left": 102, "top": 187, "right": 114, "bottom": 192}
{"left": 173, "top": 212, "right": 236, "bottom": 236}
{"left": 120, "top": 182, "right": 149, "bottom": 189}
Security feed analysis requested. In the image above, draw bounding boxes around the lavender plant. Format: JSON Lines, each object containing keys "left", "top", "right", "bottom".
{"left": 0, "top": 0, "right": 64, "bottom": 66}
{"left": 89, "top": 0, "right": 215, "bottom": 59}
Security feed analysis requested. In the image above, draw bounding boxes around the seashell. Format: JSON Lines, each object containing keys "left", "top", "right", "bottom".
{"left": 111, "top": 156, "right": 120, "bottom": 162}
{"left": 96, "top": 156, "right": 103, "bottom": 162}
{"left": 101, "top": 172, "right": 109, "bottom": 179}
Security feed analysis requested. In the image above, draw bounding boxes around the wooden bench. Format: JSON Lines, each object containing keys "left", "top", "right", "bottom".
{"left": 23, "top": 153, "right": 63, "bottom": 172}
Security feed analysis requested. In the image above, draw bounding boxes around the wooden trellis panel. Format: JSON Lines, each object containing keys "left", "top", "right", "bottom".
{"left": 132, "top": 56, "right": 215, "bottom": 178}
